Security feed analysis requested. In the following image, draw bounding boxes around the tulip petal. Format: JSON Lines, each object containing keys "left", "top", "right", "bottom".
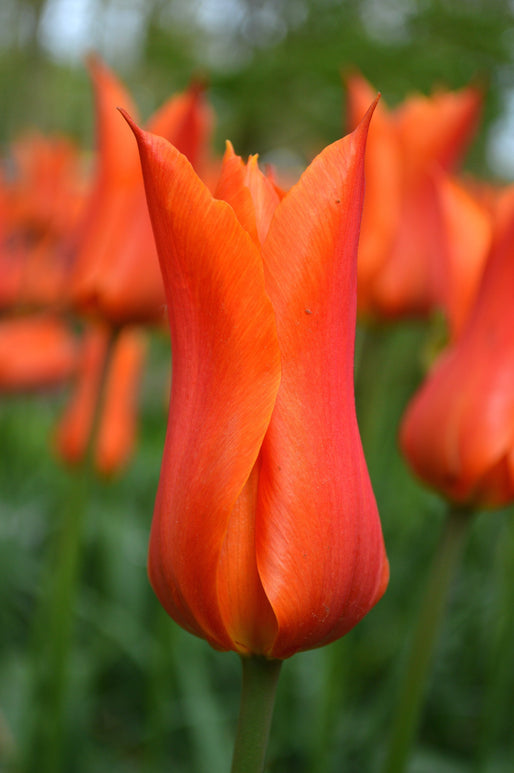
{"left": 0, "top": 314, "right": 77, "bottom": 392}
{"left": 215, "top": 142, "right": 281, "bottom": 246}
{"left": 96, "top": 328, "right": 146, "bottom": 476}
{"left": 400, "top": 199, "right": 514, "bottom": 506}
{"left": 257, "top": 103, "right": 388, "bottom": 658}
{"left": 148, "top": 82, "right": 213, "bottom": 175}
{"left": 69, "top": 58, "right": 140, "bottom": 315}
{"left": 125, "top": 114, "right": 282, "bottom": 649}
{"left": 54, "top": 325, "right": 108, "bottom": 465}
{"left": 394, "top": 85, "right": 482, "bottom": 174}
{"left": 215, "top": 142, "right": 260, "bottom": 245}
{"left": 432, "top": 171, "right": 491, "bottom": 339}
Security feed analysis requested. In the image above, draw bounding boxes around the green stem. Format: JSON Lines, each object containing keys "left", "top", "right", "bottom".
{"left": 231, "top": 655, "right": 283, "bottom": 773}
{"left": 474, "top": 513, "right": 514, "bottom": 772}
{"left": 308, "top": 638, "right": 348, "bottom": 772}
{"left": 25, "top": 326, "right": 119, "bottom": 773}
{"left": 382, "top": 504, "right": 475, "bottom": 773}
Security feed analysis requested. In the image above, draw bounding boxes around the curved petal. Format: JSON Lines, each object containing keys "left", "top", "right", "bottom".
{"left": 345, "top": 75, "right": 403, "bottom": 316}
{"left": 432, "top": 171, "right": 491, "bottom": 339}
{"left": 148, "top": 81, "right": 213, "bottom": 175}
{"left": 394, "top": 84, "right": 482, "bottom": 175}
{"left": 69, "top": 58, "right": 140, "bottom": 315}
{"left": 257, "top": 102, "right": 388, "bottom": 658}
{"left": 215, "top": 142, "right": 281, "bottom": 246}
{"left": 124, "top": 114, "right": 282, "bottom": 649}
{"left": 215, "top": 142, "right": 260, "bottom": 244}
{"left": 96, "top": 328, "right": 146, "bottom": 476}
{"left": 371, "top": 176, "right": 444, "bottom": 317}
{"left": 54, "top": 325, "right": 108, "bottom": 465}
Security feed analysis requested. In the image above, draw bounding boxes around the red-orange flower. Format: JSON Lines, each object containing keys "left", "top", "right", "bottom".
{"left": 54, "top": 325, "right": 146, "bottom": 476}
{"left": 123, "top": 103, "right": 388, "bottom": 659}
{"left": 400, "top": 187, "right": 514, "bottom": 508}
{"left": 68, "top": 57, "right": 213, "bottom": 326}
{"left": 345, "top": 73, "right": 482, "bottom": 319}
{"left": 0, "top": 133, "right": 86, "bottom": 311}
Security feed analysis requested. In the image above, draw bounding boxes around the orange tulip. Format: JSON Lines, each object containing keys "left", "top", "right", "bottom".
{"left": 0, "top": 133, "right": 86, "bottom": 311}
{"left": 0, "top": 314, "right": 78, "bottom": 391}
{"left": 122, "top": 102, "right": 389, "bottom": 659}
{"left": 68, "top": 57, "right": 213, "bottom": 326}
{"left": 54, "top": 325, "right": 146, "bottom": 475}
{"left": 400, "top": 187, "right": 514, "bottom": 507}
{"left": 345, "top": 73, "right": 482, "bottom": 319}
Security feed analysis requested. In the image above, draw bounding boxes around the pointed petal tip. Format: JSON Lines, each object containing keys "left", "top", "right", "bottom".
{"left": 362, "top": 93, "right": 381, "bottom": 125}
{"left": 117, "top": 107, "right": 143, "bottom": 140}
{"left": 223, "top": 139, "right": 236, "bottom": 157}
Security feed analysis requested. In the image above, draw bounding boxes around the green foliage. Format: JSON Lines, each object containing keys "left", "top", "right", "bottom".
{"left": 1, "top": 324, "right": 513, "bottom": 771}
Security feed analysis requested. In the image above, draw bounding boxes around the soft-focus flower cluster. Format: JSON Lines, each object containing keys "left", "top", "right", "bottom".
{"left": 344, "top": 73, "right": 514, "bottom": 511}
{"left": 0, "top": 56, "right": 213, "bottom": 476}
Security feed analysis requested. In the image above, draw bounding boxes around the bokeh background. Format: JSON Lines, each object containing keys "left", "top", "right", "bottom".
{"left": 1, "top": 0, "right": 514, "bottom": 771}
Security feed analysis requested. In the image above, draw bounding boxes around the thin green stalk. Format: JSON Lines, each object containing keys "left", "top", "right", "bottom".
{"left": 382, "top": 504, "right": 475, "bottom": 773}
{"left": 231, "top": 655, "right": 282, "bottom": 773}
{"left": 307, "top": 638, "right": 349, "bottom": 772}
{"left": 474, "top": 513, "right": 514, "bottom": 772}
{"left": 25, "top": 326, "right": 119, "bottom": 773}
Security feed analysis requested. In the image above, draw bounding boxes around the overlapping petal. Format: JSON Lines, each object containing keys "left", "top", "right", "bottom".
{"left": 125, "top": 100, "right": 388, "bottom": 657}
{"left": 126, "top": 115, "right": 282, "bottom": 650}
{"left": 257, "top": 103, "right": 388, "bottom": 657}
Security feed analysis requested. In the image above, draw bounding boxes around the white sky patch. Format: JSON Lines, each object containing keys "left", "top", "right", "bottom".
{"left": 487, "top": 88, "right": 514, "bottom": 179}
{"left": 38, "top": 0, "right": 148, "bottom": 64}
{"left": 38, "top": 0, "right": 99, "bottom": 60}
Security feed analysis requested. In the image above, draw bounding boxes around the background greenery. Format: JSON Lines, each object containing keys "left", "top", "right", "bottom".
{"left": 1, "top": 0, "right": 514, "bottom": 771}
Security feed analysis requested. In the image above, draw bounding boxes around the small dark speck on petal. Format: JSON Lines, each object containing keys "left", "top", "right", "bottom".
{"left": 305, "top": 308, "right": 313, "bottom": 315}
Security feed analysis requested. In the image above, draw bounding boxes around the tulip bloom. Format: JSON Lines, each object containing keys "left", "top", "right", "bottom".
{"left": 68, "top": 57, "right": 213, "bottom": 326}
{"left": 123, "top": 103, "right": 388, "bottom": 659}
{"left": 54, "top": 325, "right": 146, "bottom": 476}
{"left": 400, "top": 187, "right": 514, "bottom": 507}
{"left": 0, "top": 134, "right": 85, "bottom": 311}
{"left": 345, "top": 73, "right": 482, "bottom": 319}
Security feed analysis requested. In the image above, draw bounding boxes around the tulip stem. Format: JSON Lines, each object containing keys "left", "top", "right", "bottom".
{"left": 25, "top": 325, "right": 119, "bottom": 773}
{"left": 382, "top": 503, "right": 474, "bottom": 773}
{"left": 230, "top": 655, "right": 282, "bottom": 773}
{"left": 474, "top": 513, "right": 514, "bottom": 771}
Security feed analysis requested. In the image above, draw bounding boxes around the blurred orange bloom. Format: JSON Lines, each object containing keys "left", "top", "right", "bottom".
{"left": 54, "top": 325, "right": 146, "bottom": 476}
{"left": 68, "top": 57, "right": 214, "bottom": 327}
{"left": 400, "top": 187, "right": 514, "bottom": 507}
{"left": 124, "top": 102, "right": 388, "bottom": 659}
{"left": 345, "top": 73, "right": 482, "bottom": 319}
{"left": 0, "top": 134, "right": 86, "bottom": 311}
{"left": 0, "top": 314, "right": 78, "bottom": 392}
